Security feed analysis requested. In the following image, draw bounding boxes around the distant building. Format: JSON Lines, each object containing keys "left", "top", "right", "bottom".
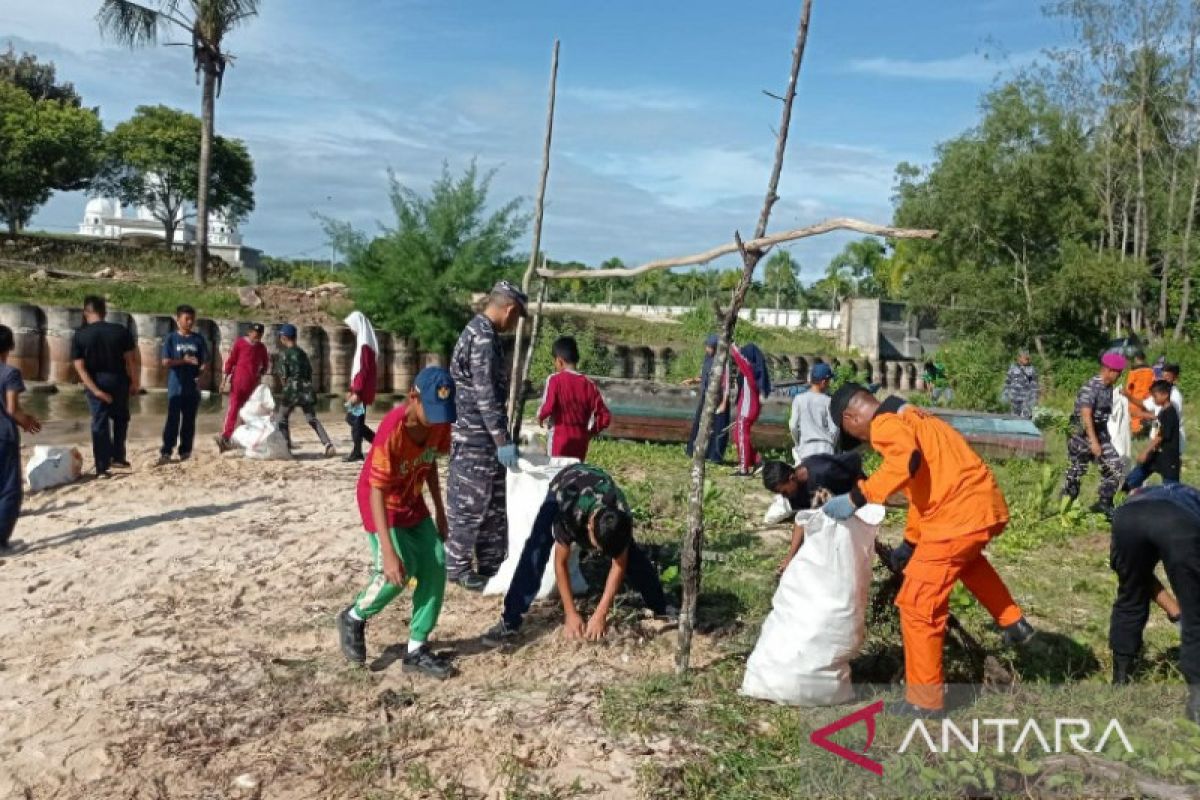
{"left": 79, "top": 190, "right": 263, "bottom": 282}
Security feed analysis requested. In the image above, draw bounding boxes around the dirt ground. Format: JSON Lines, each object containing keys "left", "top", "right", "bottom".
{"left": 1, "top": 436, "right": 718, "bottom": 799}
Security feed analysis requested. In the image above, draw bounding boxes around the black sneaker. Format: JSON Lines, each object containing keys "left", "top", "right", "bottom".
{"left": 343, "top": 452, "right": 364, "bottom": 463}
{"left": 481, "top": 618, "right": 520, "bottom": 648}
{"left": 111, "top": 459, "right": 132, "bottom": 469}
{"left": 1088, "top": 502, "right": 1115, "bottom": 522}
{"left": 1001, "top": 617, "right": 1036, "bottom": 647}
{"left": 336, "top": 606, "right": 366, "bottom": 664}
{"left": 887, "top": 700, "right": 945, "bottom": 719}
{"left": 452, "top": 572, "right": 487, "bottom": 592}
{"left": 402, "top": 646, "right": 454, "bottom": 679}
{"left": 0, "top": 539, "right": 26, "bottom": 555}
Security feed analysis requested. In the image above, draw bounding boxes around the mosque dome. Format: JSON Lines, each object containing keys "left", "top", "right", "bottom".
{"left": 84, "top": 197, "right": 121, "bottom": 220}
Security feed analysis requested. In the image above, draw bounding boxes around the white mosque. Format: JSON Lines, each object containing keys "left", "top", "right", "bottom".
{"left": 79, "top": 194, "right": 263, "bottom": 280}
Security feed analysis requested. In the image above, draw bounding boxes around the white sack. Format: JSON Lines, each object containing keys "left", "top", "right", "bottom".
{"left": 1108, "top": 387, "right": 1132, "bottom": 465}
{"left": 741, "top": 504, "right": 884, "bottom": 706}
{"left": 763, "top": 493, "right": 795, "bottom": 526}
{"left": 231, "top": 385, "right": 291, "bottom": 460}
{"left": 483, "top": 454, "right": 589, "bottom": 599}
{"left": 24, "top": 446, "right": 83, "bottom": 492}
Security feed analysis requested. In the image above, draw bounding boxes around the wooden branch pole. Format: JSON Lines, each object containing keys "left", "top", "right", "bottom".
{"left": 676, "top": 0, "right": 814, "bottom": 674}
{"left": 507, "top": 40, "right": 560, "bottom": 437}
{"left": 539, "top": 218, "right": 937, "bottom": 280}
{"left": 511, "top": 275, "right": 549, "bottom": 444}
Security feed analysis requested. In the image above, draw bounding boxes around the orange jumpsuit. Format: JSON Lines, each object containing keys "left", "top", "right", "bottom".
{"left": 1127, "top": 366, "right": 1155, "bottom": 435}
{"left": 850, "top": 398, "right": 1024, "bottom": 710}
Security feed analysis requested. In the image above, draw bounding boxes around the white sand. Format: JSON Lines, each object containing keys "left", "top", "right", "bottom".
{"left": 1, "top": 434, "right": 710, "bottom": 799}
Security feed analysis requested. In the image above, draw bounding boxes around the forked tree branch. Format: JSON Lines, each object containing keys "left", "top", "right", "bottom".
{"left": 539, "top": 217, "right": 937, "bottom": 280}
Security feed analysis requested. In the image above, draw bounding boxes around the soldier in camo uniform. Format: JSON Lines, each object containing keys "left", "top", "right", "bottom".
{"left": 445, "top": 281, "right": 527, "bottom": 591}
{"left": 1061, "top": 352, "right": 1127, "bottom": 518}
{"left": 273, "top": 323, "right": 335, "bottom": 457}
{"left": 1002, "top": 350, "right": 1039, "bottom": 419}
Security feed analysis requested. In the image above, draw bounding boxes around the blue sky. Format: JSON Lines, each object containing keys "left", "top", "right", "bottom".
{"left": 2, "top": 0, "right": 1068, "bottom": 281}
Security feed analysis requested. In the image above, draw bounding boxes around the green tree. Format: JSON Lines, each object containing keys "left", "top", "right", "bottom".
{"left": 100, "top": 105, "right": 255, "bottom": 248}
{"left": 325, "top": 163, "right": 528, "bottom": 354}
{"left": 763, "top": 249, "right": 800, "bottom": 309}
{"left": 827, "top": 237, "right": 890, "bottom": 298}
{"left": 0, "top": 46, "right": 83, "bottom": 105}
{"left": 0, "top": 81, "right": 103, "bottom": 235}
{"left": 99, "top": 0, "right": 260, "bottom": 285}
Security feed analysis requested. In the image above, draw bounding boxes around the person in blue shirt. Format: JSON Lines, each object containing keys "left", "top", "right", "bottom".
{"left": 158, "top": 305, "right": 208, "bottom": 464}
{"left": 1109, "top": 482, "right": 1200, "bottom": 724}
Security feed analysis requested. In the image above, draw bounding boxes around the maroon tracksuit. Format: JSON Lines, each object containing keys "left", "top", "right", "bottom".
{"left": 222, "top": 336, "right": 271, "bottom": 439}
{"left": 537, "top": 370, "right": 611, "bottom": 460}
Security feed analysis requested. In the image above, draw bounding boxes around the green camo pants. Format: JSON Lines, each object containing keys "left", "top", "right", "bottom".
{"left": 352, "top": 517, "right": 446, "bottom": 641}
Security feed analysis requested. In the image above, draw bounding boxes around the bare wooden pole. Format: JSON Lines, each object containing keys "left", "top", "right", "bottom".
{"left": 676, "top": 0, "right": 814, "bottom": 674}
{"left": 537, "top": 218, "right": 936, "bottom": 280}
{"left": 511, "top": 276, "right": 549, "bottom": 443}
{"left": 507, "top": 40, "right": 560, "bottom": 437}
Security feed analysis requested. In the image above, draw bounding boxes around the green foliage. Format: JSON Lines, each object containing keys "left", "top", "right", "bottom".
{"left": 0, "top": 81, "right": 103, "bottom": 234}
{"left": 100, "top": 105, "right": 256, "bottom": 243}
{"left": 326, "top": 163, "right": 527, "bottom": 353}
{"left": 762, "top": 250, "right": 801, "bottom": 309}
{"left": 933, "top": 336, "right": 1012, "bottom": 412}
{"left": 260, "top": 256, "right": 340, "bottom": 288}
{"left": 0, "top": 46, "right": 82, "bottom": 105}
{"left": 527, "top": 319, "right": 612, "bottom": 386}
{"left": 0, "top": 269, "right": 244, "bottom": 319}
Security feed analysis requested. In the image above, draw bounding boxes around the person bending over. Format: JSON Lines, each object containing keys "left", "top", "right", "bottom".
{"left": 761, "top": 453, "right": 864, "bottom": 575}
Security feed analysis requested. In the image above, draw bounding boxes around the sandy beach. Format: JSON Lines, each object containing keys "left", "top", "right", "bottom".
{"left": 1, "top": 431, "right": 712, "bottom": 799}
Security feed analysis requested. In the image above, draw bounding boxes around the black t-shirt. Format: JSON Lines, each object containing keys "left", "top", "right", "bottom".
{"left": 71, "top": 321, "right": 135, "bottom": 378}
{"left": 1151, "top": 405, "right": 1181, "bottom": 470}
{"left": 786, "top": 451, "right": 866, "bottom": 510}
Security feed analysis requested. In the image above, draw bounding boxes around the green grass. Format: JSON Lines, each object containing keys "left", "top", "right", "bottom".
{"left": 0, "top": 270, "right": 246, "bottom": 319}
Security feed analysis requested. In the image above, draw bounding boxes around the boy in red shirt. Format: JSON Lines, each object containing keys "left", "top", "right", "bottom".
{"left": 215, "top": 322, "right": 270, "bottom": 452}
{"left": 537, "top": 336, "right": 611, "bottom": 460}
{"left": 336, "top": 366, "right": 457, "bottom": 678}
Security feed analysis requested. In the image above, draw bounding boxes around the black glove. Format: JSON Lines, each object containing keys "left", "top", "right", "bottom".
{"left": 890, "top": 540, "right": 915, "bottom": 573}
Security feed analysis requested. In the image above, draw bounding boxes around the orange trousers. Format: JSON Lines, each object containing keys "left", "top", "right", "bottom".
{"left": 896, "top": 524, "right": 1023, "bottom": 710}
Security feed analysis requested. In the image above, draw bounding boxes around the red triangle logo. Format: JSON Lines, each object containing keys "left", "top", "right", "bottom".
{"left": 809, "top": 700, "right": 885, "bottom": 776}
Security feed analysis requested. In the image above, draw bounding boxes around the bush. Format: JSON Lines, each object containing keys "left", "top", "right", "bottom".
{"left": 934, "top": 336, "right": 1010, "bottom": 412}
{"left": 528, "top": 319, "right": 612, "bottom": 386}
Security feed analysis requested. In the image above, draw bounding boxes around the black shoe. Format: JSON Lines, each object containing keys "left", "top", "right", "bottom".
{"left": 1188, "top": 688, "right": 1200, "bottom": 725}
{"left": 1001, "top": 617, "right": 1036, "bottom": 647}
{"left": 654, "top": 605, "right": 680, "bottom": 622}
{"left": 111, "top": 460, "right": 132, "bottom": 469}
{"left": 402, "top": 646, "right": 454, "bottom": 679}
{"left": 1112, "top": 653, "right": 1136, "bottom": 685}
{"left": 452, "top": 572, "right": 487, "bottom": 592}
{"left": 481, "top": 618, "right": 520, "bottom": 648}
{"left": 887, "top": 700, "right": 944, "bottom": 719}
{"left": 214, "top": 436, "right": 232, "bottom": 453}
{"left": 343, "top": 452, "right": 364, "bottom": 463}
{"left": 1088, "top": 502, "right": 1115, "bottom": 522}
{"left": 336, "top": 606, "right": 366, "bottom": 664}
{"left": 0, "top": 539, "right": 26, "bottom": 555}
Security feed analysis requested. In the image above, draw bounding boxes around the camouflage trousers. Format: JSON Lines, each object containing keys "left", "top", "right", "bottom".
{"left": 445, "top": 440, "right": 508, "bottom": 580}
{"left": 1062, "top": 434, "right": 1124, "bottom": 507}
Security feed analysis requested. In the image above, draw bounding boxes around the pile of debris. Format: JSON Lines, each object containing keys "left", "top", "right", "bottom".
{"left": 236, "top": 283, "right": 351, "bottom": 326}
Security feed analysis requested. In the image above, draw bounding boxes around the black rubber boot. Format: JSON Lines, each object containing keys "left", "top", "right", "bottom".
{"left": 1112, "top": 653, "right": 1136, "bottom": 685}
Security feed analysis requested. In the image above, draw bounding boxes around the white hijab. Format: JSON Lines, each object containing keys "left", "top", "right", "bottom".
{"left": 344, "top": 311, "right": 379, "bottom": 383}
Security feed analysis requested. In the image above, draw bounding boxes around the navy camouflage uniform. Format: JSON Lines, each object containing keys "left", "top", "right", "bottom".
{"left": 1062, "top": 375, "right": 1124, "bottom": 507}
{"left": 446, "top": 313, "right": 511, "bottom": 580}
{"left": 1002, "top": 363, "right": 1039, "bottom": 419}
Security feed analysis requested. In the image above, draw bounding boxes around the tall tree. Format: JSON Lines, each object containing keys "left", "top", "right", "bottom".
{"left": 100, "top": 104, "right": 255, "bottom": 247}
{"left": 325, "top": 163, "right": 528, "bottom": 354}
{"left": 0, "top": 81, "right": 103, "bottom": 235}
{"left": 98, "top": 0, "right": 260, "bottom": 285}
{"left": 763, "top": 249, "right": 800, "bottom": 309}
{"left": 0, "top": 46, "right": 83, "bottom": 105}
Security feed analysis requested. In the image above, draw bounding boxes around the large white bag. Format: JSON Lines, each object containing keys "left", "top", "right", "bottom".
{"left": 763, "top": 493, "right": 796, "bottom": 525}
{"left": 24, "top": 446, "right": 83, "bottom": 492}
{"left": 741, "top": 504, "right": 884, "bottom": 706}
{"left": 231, "top": 385, "right": 291, "bottom": 460}
{"left": 1108, "top": 387, "right": 1132, "bottom": 466}
{"left": 483, "top": 454, "right": 589, "bottom": 599}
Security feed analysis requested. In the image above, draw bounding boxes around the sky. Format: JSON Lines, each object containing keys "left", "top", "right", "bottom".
{"left": 1, "top": 0, "right": 1071, "bottom": 282}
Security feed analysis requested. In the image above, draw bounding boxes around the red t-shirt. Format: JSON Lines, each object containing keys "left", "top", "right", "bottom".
{"left": 356, "top": 403, "right": 450, "bottom": 531}
{"left": 537, "top": 370, "right": 611, "bottom": 460}
{"left": 224, "top": 336, "right": 270, "bottom": 393}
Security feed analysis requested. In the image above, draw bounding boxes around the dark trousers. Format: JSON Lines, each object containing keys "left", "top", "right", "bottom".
{"left": 161, "top": 392, "right": 201, "bottom": 457}
{"left": 1124, "top": 460, "right": 1181, "bottom": 491}
{"left": 1110, "top": 498, "right": 1200, "bottom": 687}
{"left": 687, "top": 404, "right": 730, "bottom": 464}
{"left": 276, "top": 402, "right": 332, "bottom": 448}
{"left": 346, "top": 412, "right": 376, "bottom": 455}
{"left": 445, "top": 441, "right": 508, "bottom": 579}
{"left": 86, "top": 373, "right": 130, "bottom": 473}
{"left": 501, "top": 496, "right": 668, "bottom": 629}
{"left": 0, "top": 436, "right": 22, "bottom": 547}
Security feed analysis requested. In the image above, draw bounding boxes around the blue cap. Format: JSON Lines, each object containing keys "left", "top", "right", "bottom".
{"left": 811, "top": 363, "right": 834, "bottom": 381}
{"left": 279, "top": 323, "right": 298, "bottom": 339}
{"left": 415, "top": 366, "right": 456, "bottom": 424}
{"left": 705, "top": 334, "right": 719, "bottom": 348}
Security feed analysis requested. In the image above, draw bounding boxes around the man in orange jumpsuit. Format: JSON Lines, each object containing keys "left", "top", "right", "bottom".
{"left": 1125, "top": 351, "right": 1156, "bottom": 436}
{"left": 822, "top": 383, "right": 1036, "bottom": 716}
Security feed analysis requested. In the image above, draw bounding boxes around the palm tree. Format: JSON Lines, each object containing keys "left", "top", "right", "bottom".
{"left": 98, "top": 0, "right": 260, "bottom": 285}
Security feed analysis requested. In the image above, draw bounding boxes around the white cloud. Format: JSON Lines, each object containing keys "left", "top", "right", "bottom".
{"left": 848, "top": 49, "right": 1037, "bottom": 82}
{"left": 562, "top": 85, "right": 701, "bottom": 112}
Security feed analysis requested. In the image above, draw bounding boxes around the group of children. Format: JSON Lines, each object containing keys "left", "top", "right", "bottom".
{"left": 333, "top": 334, "right": 663, "bottom": 678}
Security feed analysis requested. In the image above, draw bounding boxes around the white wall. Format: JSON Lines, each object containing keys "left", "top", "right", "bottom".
{"left": 541, "top": 302, "right": 840, "bottom": 331}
